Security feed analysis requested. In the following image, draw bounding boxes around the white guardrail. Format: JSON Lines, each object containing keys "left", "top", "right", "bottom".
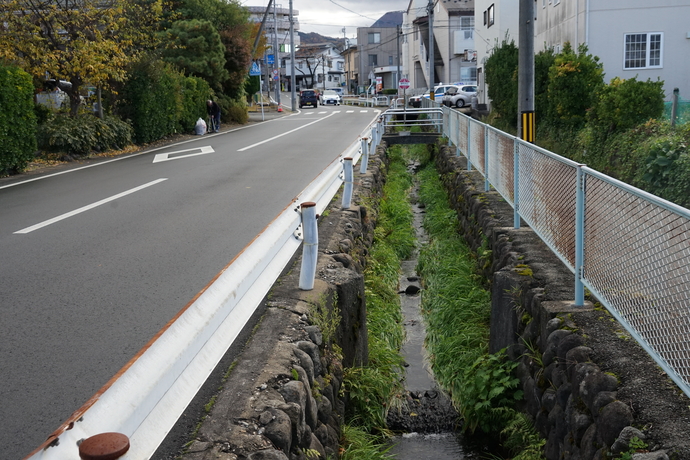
{"left": 25, "top": 114, "right": 383, "bottom": 460}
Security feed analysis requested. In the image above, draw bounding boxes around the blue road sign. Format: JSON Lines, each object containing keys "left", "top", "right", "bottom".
{"left": 250, "top": 61, "right": 261, "bottom": 76}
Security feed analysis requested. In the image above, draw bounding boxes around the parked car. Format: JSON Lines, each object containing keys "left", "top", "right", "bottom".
{"left": 409, "top": 84, "right": 457, "bottom": 107}
{"left": 442, "top": 85, "right": 477, "bottom": 108}
{"left": 299, "top": 89, "right": 318, "bottom": 108}
{"left": 319, "top": 89, "right": 341, "bottom": 105}
{"left": 331, "top": 88, "right": 344, "bottom": 97}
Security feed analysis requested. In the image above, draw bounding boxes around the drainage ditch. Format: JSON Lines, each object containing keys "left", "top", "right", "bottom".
{"left": 385, "top": 165, "right": 485, "bottom": 459}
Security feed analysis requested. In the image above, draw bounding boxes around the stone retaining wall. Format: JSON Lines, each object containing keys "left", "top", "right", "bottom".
{"left": 174, "top": 144, "right": 388, "bottom": 460}
{"left": 434, "top": 143, "right": 690, "bottom": 460}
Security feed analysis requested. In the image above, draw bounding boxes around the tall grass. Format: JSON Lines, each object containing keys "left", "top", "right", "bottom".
{"left": 340, "top": 145, "right": 413, "bottom": 455}
{"left": 416, "top": 159, "right": 542, "bottom": 458}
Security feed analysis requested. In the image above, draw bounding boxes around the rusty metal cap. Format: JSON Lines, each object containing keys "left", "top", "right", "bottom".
{"left": 78, "top": 432, "right": 130, "bottom": 460}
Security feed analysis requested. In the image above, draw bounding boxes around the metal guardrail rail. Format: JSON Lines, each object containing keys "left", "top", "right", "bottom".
{"left": 436, "top": 99, "right": 690, "bottom": 401}
{"left": 25, "top": 114, "right": 383, "bottom": 460}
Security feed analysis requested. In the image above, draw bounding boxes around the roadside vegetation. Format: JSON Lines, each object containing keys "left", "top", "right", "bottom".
{"left": 341, "top": 141, "right": 545, "bottom": 458}
{"left": 484, "top": 38, "right": 690, "bottom": 208}
{"left": 339, "top": 145, "right": 414, "bottom": 458}
{"left": 0, "top": 0, "right": 264, "bottom": 176}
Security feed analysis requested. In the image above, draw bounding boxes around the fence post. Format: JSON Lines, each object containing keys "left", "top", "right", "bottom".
{"left": 574, "top": 166, "right": 586, "bottom": 306}
{"left": 671, "top": 88, "right": 680, "bottom": 128}
{"left": 299, "top": 202, "right": 318, "bottom": 290}
{"left": 484, "top": 126, "right": 490, "bottom": 192}
{"left": 342, "top": 158, "right": 354, "bottom": 209}
{"left": 467, "top": 119, "right": 473, "bottom": 171}
{"left": 360, "top": 137, "right": 369, "bottom": 173}
{"left": 514, "top": 139, "right": 520, "bottom": 229}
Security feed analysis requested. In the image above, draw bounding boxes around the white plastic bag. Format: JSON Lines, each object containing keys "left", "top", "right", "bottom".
{"left": 195, "top": 117, "right": 207, "bottom": 135}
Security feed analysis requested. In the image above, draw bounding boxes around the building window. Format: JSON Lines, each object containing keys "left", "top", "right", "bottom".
{"left": 389, "top": 56, "right": 393, "bottom": 65}
{"left": 554, "top": 0, "right": 560, "bottom": 5}
{"left": 461, "top": 16, "right": 474, "bottom": 39}
{"left": 368, "top": 33, "right": 380, "bottom": 44}
{"left": 487, "top": 4, "right": 495, "bottom": 28}
{"left": 483, "top": 10, "right": 487, "bottom": 26}
{"left": 542, "top": 0, "right": 546, "bottom": 7}
{"left": 368, "top": 54, "right": 378, "bottom": 66}
{"left": 624, "top": 33, "right": 662, "bottom": 69}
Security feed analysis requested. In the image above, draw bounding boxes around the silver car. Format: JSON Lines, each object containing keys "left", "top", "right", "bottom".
{"left": 442, "top": 85, "right": 477, "bottom": 108}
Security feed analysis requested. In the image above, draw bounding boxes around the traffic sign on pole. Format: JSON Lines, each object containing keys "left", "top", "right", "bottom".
{"left": 399, "top": 78, "right": 410, "bottom": 89}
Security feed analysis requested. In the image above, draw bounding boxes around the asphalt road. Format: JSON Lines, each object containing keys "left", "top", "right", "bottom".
{"left": 0, "top": 105, "right": 380, "bottom": 460}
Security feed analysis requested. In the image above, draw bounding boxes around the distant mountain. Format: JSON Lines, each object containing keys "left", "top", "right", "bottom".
{"left": 298, "top": 32, "right": 347, "bottom": 50}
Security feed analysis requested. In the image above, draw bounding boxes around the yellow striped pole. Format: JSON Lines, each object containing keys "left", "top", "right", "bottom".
{"left": 521, "top": 111, "right": 535, "bottom": 143}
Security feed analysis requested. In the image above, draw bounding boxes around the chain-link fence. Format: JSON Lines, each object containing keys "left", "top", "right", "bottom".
{"left": 664, "top": 97, "right": 690, "bottom": 125}
{"left": 440, "top": 104, "right": 690, "bottom": 400}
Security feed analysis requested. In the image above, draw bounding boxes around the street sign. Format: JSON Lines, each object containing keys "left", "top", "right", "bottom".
{"left": 272, "top": 69, "right": 279, "bottom": 81}
{"left": 267, "top": 54, "right": 275, "bottom": 65}
{"left": 399, "top": 78, "right": 410, "bottom": 89}
{"left": 250, "top": 62, "right": 261, "bottom": 76}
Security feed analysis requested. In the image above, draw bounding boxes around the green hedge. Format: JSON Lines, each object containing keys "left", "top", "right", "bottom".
{"left": 37, "top": 115, "right": 133, "bottom": 156}
{"left": 0, "top": 65, "right": 37, "bottom": 176}
{"left": 120, "top": 58, "right": 212, "bottom": 144}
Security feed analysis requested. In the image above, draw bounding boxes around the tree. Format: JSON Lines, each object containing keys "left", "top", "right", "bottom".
{"left": 294, "top": 45, "right": 327, "bottom": 90}
{"left": 0, "top": 0, "right": 163, "bottom": 116}
{"left": 484, "top": 36, "right": 519, "bottom": 128}
{"left": 160, "top": 19, "right": 228, "bottom": 90}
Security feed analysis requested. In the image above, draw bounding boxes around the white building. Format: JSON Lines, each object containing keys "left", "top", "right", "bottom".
{"left": 474, "top": 0, "right": 519, "bottom": 107}
{"left": 535, "top": 0, "right": 690, "bottom": 100}
{"left": 246, "top": 5, "right": 300, "bottom": 88}
{"left": 286, "top": 44, "right": 345, "bottom": 92}
{"left": 402, "top": 0, "right": 476, "bottom": 93}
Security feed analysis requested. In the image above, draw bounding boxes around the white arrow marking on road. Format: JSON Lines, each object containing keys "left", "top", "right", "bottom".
{"left": 14, "top": 178, "right": 168, "bottom": 234}
{"left": 153, "top": 146, "right": 215, "bottom": 163}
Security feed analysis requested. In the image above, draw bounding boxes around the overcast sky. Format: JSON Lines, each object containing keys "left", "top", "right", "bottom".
{"left": 244, "top": 0, "right": 409, "bottom": 39}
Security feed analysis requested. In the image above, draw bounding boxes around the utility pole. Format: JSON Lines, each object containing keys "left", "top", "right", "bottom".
{"left": 273, "top": 1, "right": 280, "bottom": 106}
{"left": 396, "top": 24, "right": 401, "bottom": 93}
{"left": 518, "top": 0, "right": 535, "bottom": 142}
{"left": 289, "top": 0, "right": 296, "bottom": 110}
{"left": 428, "top": 0, "right": 435, "bottom": 100}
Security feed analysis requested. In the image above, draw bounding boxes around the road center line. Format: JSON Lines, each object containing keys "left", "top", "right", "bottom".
{"left": 14, "top": 178, "right": 168, "bottom": 234}
{"left": 237, "top": 112, "right": 336, "bottom": 152}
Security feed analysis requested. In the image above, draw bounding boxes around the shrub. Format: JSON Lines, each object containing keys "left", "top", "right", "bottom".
{"left": 225, "top": 99, "right": 248, "bottom": 124}
{"left": 179, "top": 76, "right": 212, "bottom": 133}
{"left": 37, "top": 115, "right": 133, "bottom": 156}
{"left": 484, "top": 36, "right": 519, "bottom": 128}
{"left": 546, "top": 43, "right": 604, "bottom": 130}
{"left": 119, "top": 58, "right": 183, "bottom": 143}
{"left": 0, "top": 65, "right": 37, "bottom": 175}
{"left": 587, "top": 76, "right": 665, "bottom": 138}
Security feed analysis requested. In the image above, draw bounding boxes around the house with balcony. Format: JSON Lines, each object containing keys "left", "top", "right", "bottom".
{"left": 402, "top": 0, "right": 475, "bottom": 93}
{"left": 535, "top": 0, "right": 690, "bottom": 100}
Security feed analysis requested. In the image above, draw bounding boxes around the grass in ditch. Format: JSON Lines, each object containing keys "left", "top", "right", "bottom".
{"left": 416, "top": 158, "right": 544, "bottom": 459}
{"left": 340, "top": 145, "right": 415, "bottom": 457}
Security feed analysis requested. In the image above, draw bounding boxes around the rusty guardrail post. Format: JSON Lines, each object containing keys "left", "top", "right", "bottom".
{"left": 298, "top": 202, "right": 318, "bottom": 290}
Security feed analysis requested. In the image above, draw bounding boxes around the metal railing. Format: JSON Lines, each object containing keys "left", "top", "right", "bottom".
{"left": 436, "top": 99, "right": 690, "bottom": 400}
{"left": 25, "top": 116, "right": 383, "bottom": 460}
{"left": 382, "top": 107, "right": 444, "bottom": 132}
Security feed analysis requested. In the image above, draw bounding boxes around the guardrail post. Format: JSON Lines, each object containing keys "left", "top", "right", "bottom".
{"left": 574, "top": 166, "right": 586, "bottom": 306}
{"left": 79, "top": 432, "right": 130, "bottom": 460}
{"left": 342, "top": 158, "right": 354, "bottom": 209}
{"left": 360, "top": 137, "right": 369, "bottom": 174}
{"left": 299, "top": 202, "right": 318, "bottom": 290}
{"left": 370, "top": 125, "right": 378, "bottom": 153}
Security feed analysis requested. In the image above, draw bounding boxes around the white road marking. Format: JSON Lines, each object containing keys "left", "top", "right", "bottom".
{"left": 238, "top": 112, "right": 336, "bottom": 151}
{"left": 14, "top": 178, "right": 168, "bottom": 234}
{"left": 346, "top": 110, "right": 354, "bottom": 113}
{"left": 153, "top": 146, "right": 214, "bottom": 163}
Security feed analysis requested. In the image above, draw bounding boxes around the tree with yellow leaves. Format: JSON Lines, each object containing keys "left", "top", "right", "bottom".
{"left": 0, "top": 0, "right": 164, "bottom": 116}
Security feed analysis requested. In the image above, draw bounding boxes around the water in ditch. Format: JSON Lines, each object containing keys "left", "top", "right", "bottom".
{"left": 386, "top": 172, "right": 486, "bottom": 460}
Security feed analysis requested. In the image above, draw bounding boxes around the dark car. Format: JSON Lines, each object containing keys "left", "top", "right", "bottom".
{"left": 299, "top": 90, "right": 318, "bottom": 108}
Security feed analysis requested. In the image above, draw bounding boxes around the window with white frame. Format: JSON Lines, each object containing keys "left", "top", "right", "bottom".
{"left": 368, "top": 32, "right": 380, "bottom": 44}
{"left": 554, "top": 0, "right": 560, "bottom": 5}
{"left": 624, "top": 32, "right": 663, "bottom": 69}
{"left": 461, "top": 16, "right": 474, "bottom": 39}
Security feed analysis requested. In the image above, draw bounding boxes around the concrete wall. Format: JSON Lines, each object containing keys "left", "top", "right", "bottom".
{"left": 434, "top": 143, "right": 690, "bottom": 460}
